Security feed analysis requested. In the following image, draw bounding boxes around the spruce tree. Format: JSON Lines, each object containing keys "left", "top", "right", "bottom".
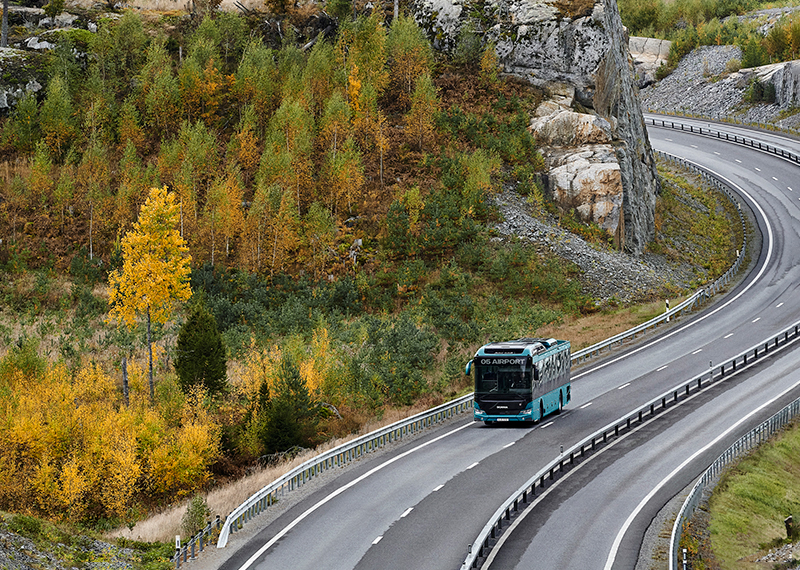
{"left": 175, "top": 301, "right": 227, "bottom": 397}
{"left": 260, "top": 355, "right": 318, "bottom": 453}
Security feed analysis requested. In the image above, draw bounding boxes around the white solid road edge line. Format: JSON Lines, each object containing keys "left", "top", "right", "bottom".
{"left": 602, "top": 373, "right": 800, "bottom": 570}
{"left": 573, "top": 161, "right": 774, "bottom": 382}
{"left": 234, "top": 422, "right": 473, "bottom": 570}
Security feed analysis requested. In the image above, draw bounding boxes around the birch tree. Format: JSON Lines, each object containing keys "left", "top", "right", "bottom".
{"left": 108, "top": 186, "right": 192, "bottom": 403}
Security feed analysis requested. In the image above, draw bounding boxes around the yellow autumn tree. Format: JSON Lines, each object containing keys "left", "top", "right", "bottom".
{"left": 323, "top": 137, "right": 364, "bottom": 215}
{"left": 203, "top": 166, "right": 244, "bottom": 265}
{"left": 406, "top": 73, "right": 439, "bottom": 151}
{"left": 108, "top": 186, "right": 192, "bottom": 403}
{"left": 387, "top": 15, "right": 434, "bottom": 109}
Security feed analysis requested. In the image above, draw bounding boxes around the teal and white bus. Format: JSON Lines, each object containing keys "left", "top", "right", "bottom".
{"left": 465, "top": 338, "right": 571, "bottom": 424}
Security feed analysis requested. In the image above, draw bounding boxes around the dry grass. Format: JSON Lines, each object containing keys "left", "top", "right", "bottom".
{"left": 538, "top": 297, "right": 683, "bottom": 352}
{"left": 109, "top": 399, "right": 448, "bottom": 542}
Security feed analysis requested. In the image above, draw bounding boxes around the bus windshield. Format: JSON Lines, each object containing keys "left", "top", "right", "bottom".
{"left": 475, "top": 357, "right": 532, "bottom": 395}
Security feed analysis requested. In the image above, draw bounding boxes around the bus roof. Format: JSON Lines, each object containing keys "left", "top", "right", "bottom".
{"left": 474, "top": 338, "right": 569, "bottom": 358}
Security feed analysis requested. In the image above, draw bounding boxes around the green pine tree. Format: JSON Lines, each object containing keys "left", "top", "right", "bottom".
{"left": 175, "top": 301, "right": 227, "bottom": 397}
{"left": 260, "top": 355, "right": 318, "bottom": 453}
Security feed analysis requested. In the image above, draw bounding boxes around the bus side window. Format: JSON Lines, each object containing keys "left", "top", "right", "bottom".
{"left": 533, "top": 366, "right": 539, "bottom": 383}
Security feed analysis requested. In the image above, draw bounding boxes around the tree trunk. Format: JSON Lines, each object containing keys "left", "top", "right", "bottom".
{"left": 89, "top": 200, "right": 94, "bottom": 260}
{"left": 210, "top": 212, "right": 216, "bottom": 265}
{"left": 147, "top": 307, "right": 154, "bottom": 404}
{"left": 122, "top": 354, "right": 129, "bottom": 407}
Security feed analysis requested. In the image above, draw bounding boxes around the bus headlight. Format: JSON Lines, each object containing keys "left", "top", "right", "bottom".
{"left": 521, "top": 409, "right": 532, "bottom": 415}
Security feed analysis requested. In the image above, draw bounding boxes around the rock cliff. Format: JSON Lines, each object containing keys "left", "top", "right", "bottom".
{"left": 412, "top": 0, "right": 660, "bottom": 255}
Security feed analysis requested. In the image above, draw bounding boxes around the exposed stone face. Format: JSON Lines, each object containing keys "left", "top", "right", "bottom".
{"left": 629, "top": 36, "right": 671, "bottom": 89}
{"left": 544, "top": 145, "right": 624, "bottom": 247}
{"left": 530, "top": 109, "right": 613, "bottom": 146}
{"left": 753, "top": 61, "right": 800, "bottom": 107}
{"left": 412, "top": 0, "right": 660, "bottom": 255}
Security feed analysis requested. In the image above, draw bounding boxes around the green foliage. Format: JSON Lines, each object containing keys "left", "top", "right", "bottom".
{"left": 384, "top": 199, "right": 414, "bottom": 258}
{"left": 43, "top": 0, "right": 65, "bottom": 21}
{"left": 4, "top": 91, "right": 40, "bottom": 153}
{"left": 353, "top": 314, "right": 438, "bottom": 405}
{"left": 421, "top": 259, "right": 479, "bottom": 343}
{"left": 452, "top": 21, "right": 483, "bottom": 66}
{"left": 90, "top": 12, "right": 149, "bottom": 99}
{"left": 0, "top": 337, "right": 47, "bottom": 382}
{"left": 743, "top": 76, "right": 776, "bottom": 103}
{"left": 260, "top": 354, "right": 319, "bottom": 453}
{"left": 436, "top": 103, "right": 540, "bottom": 165}
{"left": 39, "top": 75, "right": 77, "bottom": 161}
{"left": 327, "top": 0, "right": 351, "bottom": 21}
{"left": 7, "top": 514, "right": 44, "bottom": 538}
{"left": 190, "top": 264, "right": 361, "bottom": 351}
{"left": 48, "top": 36, "right": 83, "bottom": 96}
{"left": 740, "top": 35, "right": 768, "bottom": 68}
{"left": 708, "top": 422, "right": 800, "bottom": 568}
{"left": 175, "top": 300, "right": 228, "bottom": 397}
{"left": 181, "top": 495, "right": 212, "bottom": 537}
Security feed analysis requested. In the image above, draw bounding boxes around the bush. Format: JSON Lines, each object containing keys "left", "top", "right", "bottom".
{"left": 725, "top": 58, "right": 742, "bottom": 73}
{"left": 744, "top": 77, "right": 776, "bottom": 103}
{"left": 355, "top": 314, "right": 438, "bottom": 405}
{"left": 181, "top": 495, "right": 212, "bottom": 538}
{"left": 452, "top": 22, "right": 483, "bottom": 66}
{"left": 259, "top": 354, "right": 319, "bottom": 453}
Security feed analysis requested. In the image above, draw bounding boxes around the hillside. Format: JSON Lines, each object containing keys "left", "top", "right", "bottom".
{"left": 0, "top": 0, "right": 749, "bottom": 560}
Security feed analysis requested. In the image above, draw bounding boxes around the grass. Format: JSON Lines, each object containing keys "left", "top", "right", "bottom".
{"left": 706, "top": 420, "right": 800, "bottom": 569}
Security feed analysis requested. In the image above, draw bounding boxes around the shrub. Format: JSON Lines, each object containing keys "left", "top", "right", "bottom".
{"left": 452, "top": 21, "right": 482, "bottom": 66}
{"left": 181, "top": 495, "right": 211, "bottom": 538}
{"left": 744, "top": 77, "right": 776, "bottom": 103}
{"left": 259, "top": 354, "right": 319, "bottom": 453}
{"left": 725, "top": 58, "right": 742, "bottom": 73}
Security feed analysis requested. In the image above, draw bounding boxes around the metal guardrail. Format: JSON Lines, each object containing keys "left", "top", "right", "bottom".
{"left": 460, "top": 140, "right": 757, "bottom": 569}
{"left": 645, "top": 111, "right": 800, "bottom": 141}
{"left": 203, "top": 145, "right": 751, "bottom": 557}
{"left": 215, "top": 394, "right": 475, "bottom": 547}
{"left": 660, "top": 117, "right": 800, "bottom": 570}
{"left": 175, "top": 516, "right": 222, "bottom": 568}
{"left": 669, "top": 392, "right": 800, "bottom": 570}
{"left": 461, "top": 318, "right": 800, "bottom": 569}
{"left": 571, "top": 149, "right": 749, "bottom": 365}
{"left": 646, "top": 117, "right": 800, "bottom": 165}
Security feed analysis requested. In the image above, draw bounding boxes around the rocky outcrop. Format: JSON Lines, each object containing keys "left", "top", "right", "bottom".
{"left": 0, "top": 48, "right": 47, "bottom": 110}
{"left": 629, "top": 36, "right": 670, "bottom": 88}
{"left": 639, "top": 44, "right": 800, "bottom": 130}
{"left": 543, "top": 144, "right": 625, "bottom": 247}
{"left": 411, "top": 0, "right": 660, "bottom": 255}
{"left": 752, "top": 60, "right": 800, "bottom": 107}
{"left": 529, "top": 108, "right": 624, "bottom": 246}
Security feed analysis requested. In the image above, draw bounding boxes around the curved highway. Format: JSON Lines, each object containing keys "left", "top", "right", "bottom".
{"left": 218, "top": 121, "right": 800, "bottom": 570}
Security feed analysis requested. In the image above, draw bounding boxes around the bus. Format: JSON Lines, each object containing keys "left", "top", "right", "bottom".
{"left": 465, "top": 338, "right": 571, "bottom": 424}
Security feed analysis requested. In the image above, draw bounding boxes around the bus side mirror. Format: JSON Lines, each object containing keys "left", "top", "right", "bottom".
{"left": 465, "top": 360, "right": 473, "bottom": 376}
{"left": 533, "top": 366, "right": 539, "bottom": 382}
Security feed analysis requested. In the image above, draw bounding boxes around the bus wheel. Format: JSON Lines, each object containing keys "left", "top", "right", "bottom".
{"left": 539, "top": 401, "right": 545, "bottom": 422}
{"left": 555, "top": 393, "right": 563, "bottom": 414}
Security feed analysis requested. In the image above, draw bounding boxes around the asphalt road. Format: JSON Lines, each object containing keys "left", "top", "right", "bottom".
{"left": 217, "top": 121, "right": 800, "bottom": 570}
